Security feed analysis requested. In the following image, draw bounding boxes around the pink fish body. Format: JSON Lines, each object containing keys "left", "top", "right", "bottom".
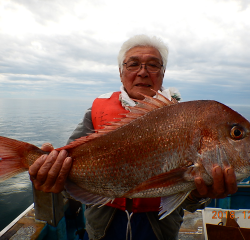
{"left": 0, "top": 93, "right": 250, "bottom": 218}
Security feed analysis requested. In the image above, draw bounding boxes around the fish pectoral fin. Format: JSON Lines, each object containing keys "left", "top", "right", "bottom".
{"left": 159, "top": 191, "right": 191, "bottom": 220}
{"left": 64, "top": 180, "right": 113, "bottom": 206}
{"left": 122, "top": 166, "right": 189, "bottom": 198}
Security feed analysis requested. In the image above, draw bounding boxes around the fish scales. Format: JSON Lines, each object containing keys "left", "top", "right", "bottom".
{"left": 65, "top": 100, "right": 248, "bottom": 198}
{"left": 0, "top": 93, "right": 250, "bottom": 218}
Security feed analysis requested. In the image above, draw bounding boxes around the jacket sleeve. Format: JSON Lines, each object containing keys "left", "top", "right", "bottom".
{"left": 67, "top": 108, "right": 94, "bottom": 144}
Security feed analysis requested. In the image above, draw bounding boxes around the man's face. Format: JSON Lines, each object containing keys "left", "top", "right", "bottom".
{"left": 120, "top": 46, "right": 164, "bottom": 100}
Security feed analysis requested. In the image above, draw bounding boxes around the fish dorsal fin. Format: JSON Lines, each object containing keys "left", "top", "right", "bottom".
{"left": 56, "top": 92, "right": 176, "bottom": 151}
{"left": 122, "top": 92, "right": 174, "bottom": 118}
{"left": 131, "top": 91, "right": 174, "bottom": 110}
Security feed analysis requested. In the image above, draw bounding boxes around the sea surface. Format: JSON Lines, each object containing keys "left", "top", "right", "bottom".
{"left": 0, "top": 98, "right": 91, "bottom": 231}
{"left": 0, "top": 99, "right": 250, "bottom": 231}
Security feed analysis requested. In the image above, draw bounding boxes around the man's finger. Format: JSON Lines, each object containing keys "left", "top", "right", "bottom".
{"left": 224, "top": 167, "right": 238, "bottom": 194}
{"left": 41, "top": 142, "right": 54, "bottom": 152}
{"left": 44, "top": 150, "right": 69, "bottom": 187}
{"left": 36, "top": 150, "right": 58, "bottom": 182}
{"left": 194, "top": 177, "right": 208, "bottom": 197}
{"left": 51, "top": 157, "right": 73, "bottom": 193}
{"left": 29, "top": 154, "right": 47, "bottom": 180}
{"left": 212, "top": 166, "right": 225, "bottom": 195}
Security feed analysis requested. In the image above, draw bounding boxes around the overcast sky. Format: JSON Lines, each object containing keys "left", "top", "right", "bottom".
{"left": 0, "top": 0, "right": 250, "bottom": 107}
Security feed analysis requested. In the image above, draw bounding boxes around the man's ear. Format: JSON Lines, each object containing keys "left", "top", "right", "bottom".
{"left": 119, "top": 68, "right": 122, "bottom": 81}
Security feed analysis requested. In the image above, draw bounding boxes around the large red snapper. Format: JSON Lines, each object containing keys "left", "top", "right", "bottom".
{"left": 0, "top": 93, "right": 250, "bottom": 218}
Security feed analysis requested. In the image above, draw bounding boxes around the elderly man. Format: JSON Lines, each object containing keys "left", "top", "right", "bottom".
{"left": 29, "top": 35, "right": 237, "bottom": 240}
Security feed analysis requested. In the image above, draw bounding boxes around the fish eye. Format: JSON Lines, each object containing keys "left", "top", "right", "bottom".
{"left": 230, "top": 126, "right": 245, "bottom": 140}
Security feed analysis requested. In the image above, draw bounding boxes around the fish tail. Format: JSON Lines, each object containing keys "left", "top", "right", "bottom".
{"left": 0, "top": 136, "right": 40, "bottom": 182}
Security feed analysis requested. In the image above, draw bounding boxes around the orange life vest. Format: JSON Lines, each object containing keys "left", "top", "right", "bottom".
{"left": 91, "top": 91, "right": 161, "bottom": 213}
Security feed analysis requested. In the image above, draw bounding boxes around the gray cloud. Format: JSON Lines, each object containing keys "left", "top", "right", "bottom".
{"left": 0, "top": 0, "right": 249, "bottom": 108}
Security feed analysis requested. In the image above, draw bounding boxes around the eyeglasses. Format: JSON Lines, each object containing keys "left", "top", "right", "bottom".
{"left": 123, "top": 60, "right": 163, "bottom": 73}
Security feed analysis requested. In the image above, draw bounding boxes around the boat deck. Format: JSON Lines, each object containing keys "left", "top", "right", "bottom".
{"left": 1, "top": 181, "right": 249, "bottom": 239}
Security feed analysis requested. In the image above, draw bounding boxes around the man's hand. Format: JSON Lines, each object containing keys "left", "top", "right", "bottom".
{"left": 29, "top": 143, "right": 72, "bottom": 193}
{"left": 191, "top": 165, "right": 238, "bottom": 200}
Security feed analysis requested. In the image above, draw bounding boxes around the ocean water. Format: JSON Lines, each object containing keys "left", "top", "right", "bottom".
{"left": 0, "top": 99, "right": 249, "bottom": 231}
{"left": 0, "top": 98, "right": 91, "bottom": 231}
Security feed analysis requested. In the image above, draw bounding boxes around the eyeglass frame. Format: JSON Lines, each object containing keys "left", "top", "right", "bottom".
{"left": 122, "top": 60, "right": 164, "bottom": 73}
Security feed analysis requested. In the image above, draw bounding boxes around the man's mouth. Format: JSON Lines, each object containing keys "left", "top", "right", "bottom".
{"left": 135, "top": 83, "right": 151, "bottom": 87}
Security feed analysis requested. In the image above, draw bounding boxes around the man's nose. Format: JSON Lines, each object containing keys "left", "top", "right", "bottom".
{"left": 137, "top": 64, "right": 149, "bottom": 77}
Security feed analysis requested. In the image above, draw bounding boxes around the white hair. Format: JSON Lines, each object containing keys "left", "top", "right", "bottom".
{"left": 118, "top": 34, "right": 169, "bottom": 72}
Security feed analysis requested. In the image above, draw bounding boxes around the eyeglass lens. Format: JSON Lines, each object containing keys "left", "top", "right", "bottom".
{"left": 126, "top": 61, "right": 162, "bottom": 72}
